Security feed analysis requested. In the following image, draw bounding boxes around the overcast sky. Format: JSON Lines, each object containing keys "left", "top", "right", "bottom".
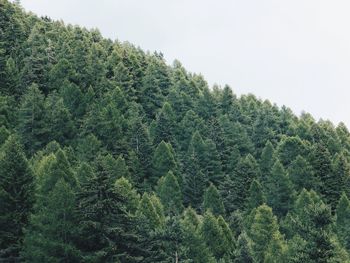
{"left": 20, "top": 0, "right": 350, "bottom": 127}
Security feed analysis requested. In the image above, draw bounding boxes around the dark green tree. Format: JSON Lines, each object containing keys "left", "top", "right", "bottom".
{"left": 203, "top": 183, "right": 225, "bottom": 216}
{"left": 266, "top": 160, "right": 294, "bottom": 217}
{"left": 157, "top": 171, "right": 183, "bottom": 215}
{"left": 0, "top": 136, "right": 34, "bottom": 261}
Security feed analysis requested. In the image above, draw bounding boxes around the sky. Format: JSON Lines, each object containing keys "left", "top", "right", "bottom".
{"left": 20, "top": 0, "right": 350, "bottom": 127}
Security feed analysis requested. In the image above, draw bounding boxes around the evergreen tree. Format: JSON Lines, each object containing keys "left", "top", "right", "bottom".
{"left": 203, "top": 183, "right": 225, "bottom": 216}
{"left": 114, "top": 177, "right": 140, "bottom": 214}
{"left": 151, "top": 102, "right": 177, "bottom": 146}
{"left": 266, "top": 160, "right": 294, "bottom": 217}
{"left": 287, "top": 155, "right": 315, "bottom": 192}
{"left": 183, "top": 153, "right": 208, "bottom": 210}
{"left": 157, "top": 171, "right": 183, "bottom": 215}
{"left": 151, "top": 141, "right": 178, "bottom": 187}
{"left": 200, "top": 211, "right": 229, "bottom": 260}
{"left": 18, "top": 83, "right": 47, "bottom": 154}
{"left": 0, "top": 136, "right": 34, "bottom": 261}
{"left": 331, "top": 153, "right": 350, "bottom": 208}
{"left": 22, "top": 179, "right": 80, "bottom": 262}
{"left": 250, "top": 204, "right": 281, "bottom": 263}
{"left": 247, "top": 179, "right": 266, "bottom": 211}
{"left": 180, "top": 208, "right": 215, "bottom": 262}
{"left": 77, "top": 157, "right": 142, "bottom": 262}
{"left": 336, "top": 193, "right": 350, "bottom": 250}
{"left": 230, "top": 154, "right": 260, "bottom": 211}
{"left": 235, "top": 232, "right": 254, "bottom": 263}
{"left": 260, "top": 141, "right": 276, "bottom": 185}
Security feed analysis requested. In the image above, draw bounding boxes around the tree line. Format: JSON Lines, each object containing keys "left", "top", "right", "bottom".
{"left": 1, "top": 0, "right": 350, "bottom": 262}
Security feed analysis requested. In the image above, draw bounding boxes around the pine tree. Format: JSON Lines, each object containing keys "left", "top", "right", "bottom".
{"left": 22, "top": 179, "right": 80, "bottom": 262}
{"left": 287, "top": 155, "right": 314, "bottom": 192}
{"left": 18, "top": 83, "right": 47, "bottom": 154}
{"left": 203, "top": 183, "right": 225, "bottom": 216}
{"left": 336, "top": 193, "right": 350, "bottom": 250}
{"left": 260, "top": 141, "right": 276, "bottom": 186}
{"left": 310, "top": 143, "right": 333, "bottom": 202}
{"left": 183, "top": 153, "right": 208, "bottom": 210}
{"left": 180, "top": 208, "right": 215, "bottom": 262}
{"left": 276, "top": 136, "right": 308, "bottom": 167}
{"left": 0, "top": 136, "right": 34, "bottom": 261}
{"left": 266, "top": 160, "right": 294, "bottom": 217}
{"left": 151, "top": 141, "right": 178, "bottom": 187}
{"left": 151, "top": 102, "right": 177, "bottom": 146}
{"left": 157, "top": 171, "right": 183, "bottom": 215}
{"left": 230, "top": 154, "right": 260, "bottom": 211}
{"left": 331, "top": 153, "right": 350, "bottom": 208}
{"left": 140, "top": 55, "right": 170, "bottom": 119}
{"left": 114, "top": 177, "right": 140, "bottom": 214}
{"left": 77, "top": 156, "right": 143, "bottom": 262}
{"left": 200, "top": 211, "right": 227, "bottom": 260}
{"left": 235, "top": 232, "right": 254, "bottom": 263}
{"left": 250, "top": 204, "right": 281, "bottom": 263}
{"left": 247, "top": 179, "right": 266, "bottom": 211}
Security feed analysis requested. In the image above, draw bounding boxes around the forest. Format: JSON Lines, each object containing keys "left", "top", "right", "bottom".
{"left": 1, "top": 1, "right": 350, "bottom": 262}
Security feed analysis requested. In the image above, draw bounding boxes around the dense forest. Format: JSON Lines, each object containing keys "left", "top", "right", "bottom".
{"left": 2, "top": 1, "right": 350, "bottom": 262}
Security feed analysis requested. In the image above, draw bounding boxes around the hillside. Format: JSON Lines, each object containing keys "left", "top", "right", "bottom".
{"left": 1, "top": 1, "right": 350, "bottom": 262}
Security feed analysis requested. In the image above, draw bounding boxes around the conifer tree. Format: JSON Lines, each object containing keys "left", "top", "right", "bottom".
{"left": 200, "top": 211, "right": 228, "bottom": 260}
{"left": 247, "top": 179, "right": 266, "bottom": 211}
{"left": 230, "top": 154, "right": 260, "bottom": 211}
{"left": 266, "top": 160, "right": 294, "bottom": 217}
{"left": 18, "top": 83, "right": 47, "bottom": 154}
{"left": 0, "top": 136, "right": 34, "bottom": 261}
{"left": 260, "top": 141, "right": 276, "bottom": 185}
{"left": 287, "top": 155, "right": 314, "bottom": 192}
{"left": 180, "top": 208, "right": 215, "bottom": 262}
{"left": 203, "top": 183, "right": 225, "bottom": 216}
{"left": 22, "top": 179, "right": 80, "bottom": 262}
{"left": 250, "top": 204, "right": 281, "bottom": 263}
{"left": 183, "top": 153, "right": 208, "bottom": 210}
{"left": 114, "top": 177, "right": 140, "bottom": 214}
{"left": 157, "top": 171, "right": 183, "bottom": 215}
{"left": 151, "top": 141, "right": 178, "bottom": 186}
{"left": 336, "top": 193, "right": 350, "bottom": 250}
{"left": 235, "top": 232, "right": 254, "bottom": 263}
{"left": 77, "top": 156, "right": 142, "bottom": 262}
{"left": 331, "top": 153, "right": 350, "bottom": 208}
{"left": 151, "top": 102, "right": 177, "bottom": 146}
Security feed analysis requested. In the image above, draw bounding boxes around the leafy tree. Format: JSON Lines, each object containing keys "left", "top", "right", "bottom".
{"left": 0, "top": 136, "right": 34, "bottom": 261}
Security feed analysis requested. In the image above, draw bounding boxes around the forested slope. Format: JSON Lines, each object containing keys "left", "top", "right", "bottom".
{"left": 1, "top": 1, "right": 350, "bottom": 262}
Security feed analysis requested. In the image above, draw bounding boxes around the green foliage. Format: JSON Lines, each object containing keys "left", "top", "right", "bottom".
{"left": 151, "top": 141, "right": 178, "bottom": 186}
{"left": 0, "top": 136, "right": 34, "bottom": 261}
{"left": 2, "top": 2, "right": 350, "bottom": 261}
{"left": 266, "top": 160, "right": 294, "bottom": 217}
{"left": 157, "top": 171, "right": 183, "bottom": 215}
{"left": 203, "top": 183, "right": 225, "bottom": 216}
{"left": 249, "top": 204, "right": 281, "bottom": 263}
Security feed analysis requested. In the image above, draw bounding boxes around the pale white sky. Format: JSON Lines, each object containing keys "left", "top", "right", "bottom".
{"left": 20, "top": 0, "right": 350, "bottom": 127}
